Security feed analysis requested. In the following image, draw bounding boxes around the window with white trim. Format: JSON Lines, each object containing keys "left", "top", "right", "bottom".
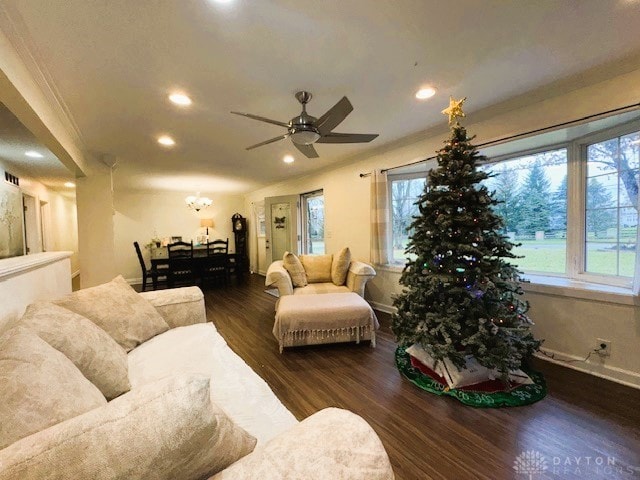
{"left": 385, "top": 118, "right": 640, "bottom": 289}
{"left": 584, "top": 131, "right": 639, "bottom": 278}
{"left": 483, "top": 124, "right": 640, "bottom": 287}
{"left": 480, "top": 148, "right": 568, "bottom": 275}
{"left": 389, "top": 173, "right": 426, "bottom": 263}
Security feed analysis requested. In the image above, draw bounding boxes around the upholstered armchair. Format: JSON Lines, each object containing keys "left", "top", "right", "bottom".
{"left": 265, "top": 249, "right": 376, "bottom": 298}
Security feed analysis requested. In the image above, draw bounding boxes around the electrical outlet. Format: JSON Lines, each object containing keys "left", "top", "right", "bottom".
{"left": 596, "top": 338, "right": 611, "bottom": 357}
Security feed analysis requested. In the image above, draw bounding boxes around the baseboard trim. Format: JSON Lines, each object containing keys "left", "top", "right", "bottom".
{"left": 370, "top": 301, "right": 396, "bottom": 314}
{"left": 370, "top": 301, "right": 640, "bottom": 389}
{"left": 71, "top": 269, "right": 80, "bottom": 279}
{"left": 126, "top": 277, "right": 142, "bottom": 285}
{"left": 535, "top": 348, "right": 640, "bottom": 390}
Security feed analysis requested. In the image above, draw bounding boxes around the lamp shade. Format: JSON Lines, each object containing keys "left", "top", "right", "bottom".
{"left": 200, "top": 218, "right": 214, "bottom": 228}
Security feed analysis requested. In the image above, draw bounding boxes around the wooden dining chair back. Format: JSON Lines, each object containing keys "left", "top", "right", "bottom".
{"left": 203, "top": 238, "right": 229, "bottom": 287}
{"left": 206, "top": 238, "right": 229, "bottom": 255}
{"left": 167, "top": 241, "right": 195, "bottom": 287}
{"left": 133, "top": 241, "right": 152, "bottom": 291}
{"left": 134, "top": 241, "right": 167, "bottom": 291}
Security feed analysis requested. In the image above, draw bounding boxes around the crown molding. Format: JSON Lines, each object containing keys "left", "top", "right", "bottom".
{"left": 0, "top": 3, "right": 87, "bottom": 153}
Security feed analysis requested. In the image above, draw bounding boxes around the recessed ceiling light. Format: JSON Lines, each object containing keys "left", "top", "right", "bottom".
{"left": 25, "top": 150, "right": 43, "bottom": 158}
{"left": 64, "top": 182, "right": 76, "bottom": 188}
{"left": 168, "top": 92, "right": 192, "bottom": 106}
{"left": 157, "top": 135, "right": 176, "bottom": 147}
{"left": 283, "top": 155, "right": 295, "bottom": 164}
{"left": 415, "top": 87, "right": 437, "bottom": 100}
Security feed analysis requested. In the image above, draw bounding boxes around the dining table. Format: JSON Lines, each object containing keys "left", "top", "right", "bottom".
{"left": 149, "top": 245, "right": 242, "bottom": 287}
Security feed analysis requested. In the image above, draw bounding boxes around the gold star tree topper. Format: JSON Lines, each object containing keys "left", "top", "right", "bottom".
{"left": 441, "top": 96, "right": 467, "bottom": 125}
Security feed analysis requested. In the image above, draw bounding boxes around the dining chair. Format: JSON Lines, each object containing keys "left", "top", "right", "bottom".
{"left": 167, "top": 240, "right": 195, "bottom": 287}
{"left": 134, "top": 241, "right": 167, "bottom": 291}
{"left": 203, "top": 238, "right": 229, "bottom": 287}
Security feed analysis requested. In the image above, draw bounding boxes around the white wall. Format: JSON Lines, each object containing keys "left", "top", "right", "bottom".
{"left": 246, "top": 65, "right": 640, "bottom": 388}
{"left": 76, "top": 171, "right": 117, "bottom": 287}
{"left": 0, "top": 252, "right": 72, "bottom": 333}
{"left": 113, "top": 190, "right": 245, "bottom": 282}
{"left": 46, "top": 193, "right": 78, "bottom": 273}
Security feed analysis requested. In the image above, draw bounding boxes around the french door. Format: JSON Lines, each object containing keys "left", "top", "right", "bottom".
{"left": 264, "top": 195, "right": 300, "bottom": 265}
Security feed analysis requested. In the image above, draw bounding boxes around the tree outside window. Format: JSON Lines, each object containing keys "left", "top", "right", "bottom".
{"left": 302, "top": 192, "right": 324, "bottom": 254}
{"left": 390, "top": 176, "right": 426, "bottom": 262}
{"left": 481, "top": 148, "right": 568, "bottom": 274}
{"left": 585, "top": 132, "right": 640, "bottom": 277}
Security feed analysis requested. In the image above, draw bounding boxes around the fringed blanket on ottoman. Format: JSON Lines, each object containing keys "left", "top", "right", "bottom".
{"left": 273, "top": 293, "right": 379, "bottom": 353}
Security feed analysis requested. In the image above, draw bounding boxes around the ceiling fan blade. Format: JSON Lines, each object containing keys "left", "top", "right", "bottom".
{"left": 246, "top": 134, "right": 289, "bottom": 150}
{"left": 315, "top": 97, "right": 353, "bottom": 135}
{"left": 317, "top": 132, "right": 379, "bottom": 144}
{"left": 293, "top": 142, "right": 319, "bottom": 158}
{"left": 231, "top": 111, "right": 289, "bottom": 128}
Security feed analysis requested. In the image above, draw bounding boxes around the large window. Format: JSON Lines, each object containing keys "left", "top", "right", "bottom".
{"left": 481, "top": 148, "right": 568, "bottom": 275}
{"left": 384, "top": 120, "right": 640, "bottom": 288}
{"left": 389, "top": 174, "right": 426, "bottom": 262}
{"left": 585, "top": 132, "right": 639, "bottom": 278}
{"left": 301, "top": 190, "right": 324, "bottom": 254}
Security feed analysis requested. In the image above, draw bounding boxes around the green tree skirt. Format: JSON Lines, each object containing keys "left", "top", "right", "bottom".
{"left": 395, "top": 346, "right": 547, "bottom": 408}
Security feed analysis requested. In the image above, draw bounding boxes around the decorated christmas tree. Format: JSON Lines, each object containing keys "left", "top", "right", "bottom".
{"left": 392, "top": 97, "right": 541, "bottom": 380}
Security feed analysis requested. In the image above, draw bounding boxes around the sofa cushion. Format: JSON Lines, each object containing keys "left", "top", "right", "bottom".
{"left": 0, "top": 375, "right": 257, "bottom": 480}
{"left": 54, "top": 275, "right": 170, "bottom": 352}
{"left": 292, "top": 283, "right": 351, "bottom": 295}
{"left": 282, "top": 251, "right": 307, "bottom": 287}
{"left": 20, "top": 302, "right": 131, "bottom": 400}
{"left": 331, "top": 247, "right": 352, "bottom": 286}
{"left": 0, "top": 327, "right": 106, "bottom": 450}
{"left": 300, "top": 254, "right": 333, "bottom": 283}
{"left": 128, "top": 323, "right": 298, "bottom": 445}
{"left": 210, "top": 408, "right": 394, "bottom": 480}
{"left": 139, "top": 286, "right": 205, "bottom": 328}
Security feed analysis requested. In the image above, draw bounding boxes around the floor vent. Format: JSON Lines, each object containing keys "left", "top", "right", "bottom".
{"left": 4, "top": 171, "right": 19, "bottom": 187}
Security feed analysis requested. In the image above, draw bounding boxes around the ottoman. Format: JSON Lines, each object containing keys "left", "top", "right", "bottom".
{"left": 273, "top": 292, "right": 379, "bottom": 353}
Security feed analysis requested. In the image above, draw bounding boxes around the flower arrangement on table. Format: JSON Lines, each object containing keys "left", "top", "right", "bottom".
{"left": 144, "top": 237, "right": 162, "bottom": 250}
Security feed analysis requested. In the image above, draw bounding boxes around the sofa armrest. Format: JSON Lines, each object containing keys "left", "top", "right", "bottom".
{"left": 265, "top": 261, "right": 293, "bottom": 296}
{"left": 139, "top": 287, "right": 206, "bottom": 329}
{"left": 210, "top": 407, "right": 394, "bottom": 480}
{"left": 346, "top": 261, "right": 376, "bottom": 298}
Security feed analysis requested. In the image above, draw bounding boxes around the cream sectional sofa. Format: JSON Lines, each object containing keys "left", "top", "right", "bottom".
{"left": 0, "top": 279, "right": 394, "bottom": 479}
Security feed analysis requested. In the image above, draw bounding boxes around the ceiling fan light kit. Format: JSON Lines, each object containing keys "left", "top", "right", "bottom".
{"left": 290, "top": 129, "right": 320, "bottom": 145}
{"left": 231, "top": 91, "right": 379, "bottom": 159}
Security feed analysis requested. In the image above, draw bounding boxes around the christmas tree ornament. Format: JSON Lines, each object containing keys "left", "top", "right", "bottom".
{"left": 441, "top": 96, "right": 467, "bottom": 124}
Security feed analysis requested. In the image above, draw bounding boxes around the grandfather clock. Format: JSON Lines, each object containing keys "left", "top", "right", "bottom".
{"left": 231, "top": 213, "right": 248, "bottom": 274}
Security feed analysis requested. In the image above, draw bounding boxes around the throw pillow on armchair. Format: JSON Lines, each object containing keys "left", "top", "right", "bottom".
{"left": 331, "top": 247, "right": 351, "bottom": 285}
{"left": 282, "top": 252, "right": 307, "bottom": 287}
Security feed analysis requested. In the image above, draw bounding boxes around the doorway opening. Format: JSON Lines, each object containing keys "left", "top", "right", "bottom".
{"left": 22, "top": 193, "right": 39, "bottom": 255}
{"left": 301, "top": 190, "right": 325, "bottom": 254}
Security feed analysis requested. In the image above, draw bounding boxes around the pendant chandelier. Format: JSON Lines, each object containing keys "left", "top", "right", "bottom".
{"left": 185, "top": 192, "right": 212, "bottom": 212}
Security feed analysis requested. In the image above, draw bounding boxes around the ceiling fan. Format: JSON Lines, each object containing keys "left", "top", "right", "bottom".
{"left": 231, "top": 91, "right": 378, "bottom": 158}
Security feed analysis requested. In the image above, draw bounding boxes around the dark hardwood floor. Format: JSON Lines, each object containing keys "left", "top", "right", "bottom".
{"left": 201, "top": 275, "right": 640, "bottom": 480}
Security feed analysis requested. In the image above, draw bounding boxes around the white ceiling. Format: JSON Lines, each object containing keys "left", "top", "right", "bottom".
{"left": 2, "top": 0, "right": 640, "bottom": 194}
{"left": 0, "top": 102, "right": 75, "bottom": 193}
